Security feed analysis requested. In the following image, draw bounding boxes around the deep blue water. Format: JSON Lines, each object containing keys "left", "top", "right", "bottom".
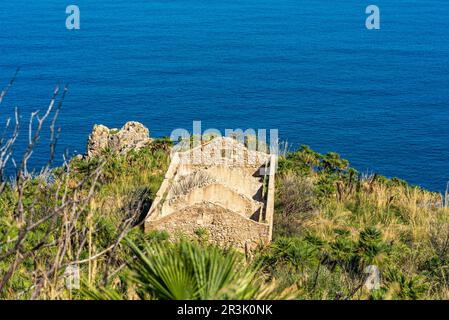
{"left": 1, "top": 1, "right": 449, "bottom": 191}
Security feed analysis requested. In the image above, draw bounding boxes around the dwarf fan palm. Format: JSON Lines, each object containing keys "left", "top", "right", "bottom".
{"left": 84, "top": 239, "right": 293, "bottom": 300}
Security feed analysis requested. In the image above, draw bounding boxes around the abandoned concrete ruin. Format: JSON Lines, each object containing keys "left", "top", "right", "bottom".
{"left": 144, "top": 137, "right": 276, "bottom": 251}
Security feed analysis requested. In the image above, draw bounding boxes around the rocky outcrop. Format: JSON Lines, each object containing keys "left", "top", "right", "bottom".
{"left": 87, "top": 121, "right": 151, "bottom": 158}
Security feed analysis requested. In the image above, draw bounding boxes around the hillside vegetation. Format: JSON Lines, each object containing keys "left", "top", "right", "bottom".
{"left": 1, "top": 138, "right": 448, "bottom": 300}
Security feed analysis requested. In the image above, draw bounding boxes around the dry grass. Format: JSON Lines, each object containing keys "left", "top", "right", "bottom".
{"left": 272, "top": 152, "right": 449, "bottom": 299}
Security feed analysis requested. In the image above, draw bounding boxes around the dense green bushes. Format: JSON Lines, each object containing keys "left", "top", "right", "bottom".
{"left": 1, "top": 140, "right": 449, "bottom": 300}
{"left": 271, "top": 145, "right": 449, "bottom": 299}
{"left": 0, "top": 139, "right": 171, "bottom": 299}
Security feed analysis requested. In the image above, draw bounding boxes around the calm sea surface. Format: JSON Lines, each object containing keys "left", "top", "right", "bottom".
{"left": 1, "top": 1, "right": 449, "bottom": 191}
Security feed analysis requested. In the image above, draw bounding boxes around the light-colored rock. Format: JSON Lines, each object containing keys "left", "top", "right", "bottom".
{"left": 87, "top": 121, "right": 151, "bottom": 158}
{"left": 87, "top": 125, "right": 109, "bottom": 158}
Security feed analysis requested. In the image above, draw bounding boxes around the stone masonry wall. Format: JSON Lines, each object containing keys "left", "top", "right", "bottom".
{"left": 145, "top": 202, "right": 270, "bottom": 251}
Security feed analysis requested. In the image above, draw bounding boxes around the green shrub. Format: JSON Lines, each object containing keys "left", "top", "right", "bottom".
{"left": 84, "top": 239, "right": 295, "bottom": 300}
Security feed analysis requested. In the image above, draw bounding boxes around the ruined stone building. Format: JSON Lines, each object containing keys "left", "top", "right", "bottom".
{"left": 144, "top": 137, "right": 276, "bottom": 251}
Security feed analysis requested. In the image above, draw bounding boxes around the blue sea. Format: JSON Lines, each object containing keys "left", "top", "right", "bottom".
{"left": 1, "top": 1, "right": 449, "bottom": 191}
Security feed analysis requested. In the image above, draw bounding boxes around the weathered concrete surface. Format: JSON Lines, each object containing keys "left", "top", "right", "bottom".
{"left": 162, "top": 183, "right": 262, "bottom": 218}
{"left": 176, "top": 165, "right": 265, "bottom": 200}
{"left": 145, "top": 137, "right": 276, "bottom": 250}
